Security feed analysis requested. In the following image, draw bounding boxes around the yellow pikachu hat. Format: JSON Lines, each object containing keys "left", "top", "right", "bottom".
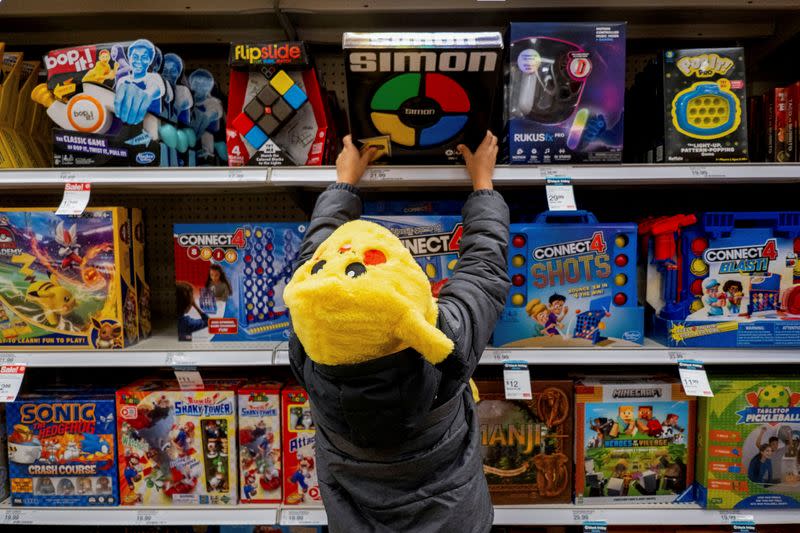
{"left": 284, "top": 220, "right": 454, "bottom": 366}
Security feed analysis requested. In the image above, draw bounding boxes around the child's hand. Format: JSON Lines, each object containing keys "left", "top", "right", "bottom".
{"left": 336, "top": 134, "right": 377, "bottom": 186}
{"left": 458, "top": 130, "right": 498, "bottom": 191}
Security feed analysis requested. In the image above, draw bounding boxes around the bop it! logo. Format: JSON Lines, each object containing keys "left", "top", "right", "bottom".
{"left": 703, "top": 239, "right": 777, "bottom": 275}
{"left": 399, "top": 224, "right": 463, "bottom": 257}
{"left": 530, "top": 232, "right": 610, "bottom": 289}
{"left": 737, "top": 385, "right": 800, "bottom": 424}
{"left": 676, "top": 53, "right": 735, "bottom": 78}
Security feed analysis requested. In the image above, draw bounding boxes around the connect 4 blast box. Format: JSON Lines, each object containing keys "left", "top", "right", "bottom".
{"left": 6, "top": 389, "right": 119, "bottom": 506}
{"left": 643, "top": 212, "right": 800, "bottom": 347}
{"left": 663, "top": 47, "right": 748, "bottom": 162}
{"left": 0, "top": 208, "right": 138, "bottom": 349}
{"left": 116, "top": 378, "right": 238, "bottom": 506}
{"left": 494, "top": 211, "right": 643, "bottom": 348}
{"left": 508, "top": 22, "right": 626, "bottom": 164}
{"left": 575, "top": 377, "right": 696, "bottom": 505}
{"left": 173, "top": 223, "right": 306, "bottom": 342}
{"left": 227, "top": 42, "right": 331, "bottom": 166}
{"left": 696, "top": 377, "right": 800, "bottom": 509}
{"left": 238, "top": 381, "right": 282, "bottom": 504}
{"left": 343, "top": 32, "right": 503, "bottom": 164}
{"left": 281, "top": 384, "right": 320, "bottom": 506}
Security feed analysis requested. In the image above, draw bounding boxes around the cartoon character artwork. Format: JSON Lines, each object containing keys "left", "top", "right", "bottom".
{"left": 25, "top": 275, "right": 76, "bottom": 327}
{"left": 92, "top": 318, "right": 123, "bottom": 349}
{"left": 635, "top": 405, "right": 663, "bottom": 438}
{"left": 611, "top": 405, "right": 637, "bottom": 437}
{"left": 54, "top": 221, "right": 82, "bottom": 270}
{"left": 722, "top": 279, "right": 744, "bottom": 315}
{"left": 282, "top": 385, "right": 319, "bottom": 506}
{"left": 238, "top": 382, "right": 282, "bottom": 503}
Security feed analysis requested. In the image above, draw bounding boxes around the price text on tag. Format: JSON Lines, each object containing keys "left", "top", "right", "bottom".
{"left": 678, "top": 360, "right": 714, "bottom": 397}
{"left": 0, "top": 364, "right": 26, "bottom": 402}
{"left": 503, "top": 360, "right": 532, "bottom": 400}
{"left": 135, "top": 510, "right": 166, "bottom": 525}
{"left": 2, "top": 509, "right": 31, "bottom": 525}
{"left": 282, "top": 509, "right": 315, "bottom": 525}
{"left": 56, "top": 182, "right": 91, "bottom": 216}
{"left": 545, "top": 176, "right": 577, "bottom": 211}
{"left": 174, "top": 367, "right": 204, "bottom": 391}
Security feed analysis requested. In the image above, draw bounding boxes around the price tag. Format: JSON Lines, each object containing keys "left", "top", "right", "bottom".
{"left": 228, "top": 169, "right": 246, "bottom": 181}
{"left": 366, "top": 168, "right": 400, "bottom": 181}
{"left": 668, "top": 350, "right": 687, "bottom": 361}
{"left": 731, "top": 521, "right": 756, "bottom": 533}
{"left": 0, "top": 364, "right": 26, "bottom": 402}
{"left": 0, "top": 353, "right": 15, "bottom": 364}
{"left": 165, "top": 352, "right": 198, "bottom": 366}
{"left": 572, "top": 509, "right": 594, "bottom": 523}
{"left": 719, "top": 513, "right": 755, "bottom": 524}
{"left": 174, "top": 366, "right": 204, "bottom": 391}
{"left": 2, "top": 509, "right": 31, "bottom": 524}
{"left": 485, "top": 350, "right": 511, "bottom": 363}
{"left": 59, "top": 170, "right": 77, "bottom": 182}
{"left": 545, "top": 176, "right": 577, "bottom": 211}
{"left": 281, "top": 509, "right": 323, "bottom": 525}
{"left": 135, "top": 510, "right": 166, "bottom": 525}
{"left": 678, "top": 360, "right": 714, "bottom": 397}
{"left": 503, "top": 360, "right": 532, "bottom": 400}
{"left": 56, "top": 182, "right": 91, "bottom": 215}
{"left": 274, "top": 350, "right": 290, "bottom": 365}
{"left": 583, "top": 520, "right": 607, "bottom": 533}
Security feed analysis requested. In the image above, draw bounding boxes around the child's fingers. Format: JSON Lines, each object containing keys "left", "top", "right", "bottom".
{"left": 457, "top": 144, "right": 473, "bottom": 163}
{"left": 343, "top": 134, "right": 354, "bottom": 149}
{"left": 360, "top": 146, "right": 378, "bottom": 164}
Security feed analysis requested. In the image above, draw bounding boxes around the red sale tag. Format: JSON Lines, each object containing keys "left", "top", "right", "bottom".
{"left": 0, "top": 364, "right": 26, "bottom": 402}
{"left": 56, "top": 182, "right": 91, "bottom": 215}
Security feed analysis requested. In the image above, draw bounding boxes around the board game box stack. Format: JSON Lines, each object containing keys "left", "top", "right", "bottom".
{"left": 238, "top": 380, "right": 282, "bottom": 504}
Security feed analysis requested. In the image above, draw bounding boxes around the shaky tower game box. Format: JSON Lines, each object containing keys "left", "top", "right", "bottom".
{"left": 238, "top": 380, "right": 282, "bottom": 504}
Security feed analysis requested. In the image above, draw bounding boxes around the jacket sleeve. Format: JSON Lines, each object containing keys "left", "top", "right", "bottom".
{"left": 435, "top": 189, "right": 511, "bottom": 383}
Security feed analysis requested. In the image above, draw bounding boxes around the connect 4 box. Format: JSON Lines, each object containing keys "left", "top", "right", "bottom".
{"left": 238, "top": 380, "right": 282, "bottom": 504}
{"left": 0, "top": 208, "right": 138, "bottom": 349}
{"left": 696, "top": 377, "right": 800, "bottom": 509}
{"left": 6, "top": 388, "right": 119, "bottom": 506}
{"left": 494, "top": 211, "right": 643, "bottom": 347}
{"left": 281, "top": 384, "right": 320, "bottom": 506}
{"left": 173, "top": 223, "right": 306, "bottom": 342}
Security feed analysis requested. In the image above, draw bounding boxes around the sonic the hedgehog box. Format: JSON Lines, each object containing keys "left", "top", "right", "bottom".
{"left": 6, "top": 388, "right": 119, "bottom": 506}
{"left": 663, "top": 47, "right": 748, "bottom": 162}
{"left": 0, "top": 208, "right": 138, "bottom": 349}
{"left": 343, "top": 32, "right": 503, "bottom": 164}
{"left": 696, "top": 376, "right": 800, "bottom": 509}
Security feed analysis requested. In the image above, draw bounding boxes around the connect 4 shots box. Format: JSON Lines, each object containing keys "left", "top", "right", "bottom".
{"left": 227, "top": 42, "right": 331, "bottom": 166}
{"left": 0, "top": 208, "right": 138, "bottom": 349}
{"left": 645, "top": 212, "right": 800, "bottom": 347}
{"left": 344, "top": 32, "right": 503, "bottom": 164}
{"left": 696, "top": 376, "right": 800, "bottom": 509}
{"left": 362, "top": 215, "right": 462, "bottom": 297}
{"left": 282, "top": 384, "right": 320, "bottom": 506}
{"left": 477, "top": 380, "right": 573, "bottom": 504}
{"left": 663, "top": 47, "right": 748, "bottom": 162}
{"left": 6, "top": 389, "right": 119, "bottom": 506}
{"left": 116, "top": 378, "right": 238, "bottom": 506}
{"left": 173, "top": 223, "right": 306, "bottom": 342}
{"left": 508, "top": 22, "right": 626, "bottom": 164}
{"left": 494, "top": 211, "right": 643, "bottom": 348}
{"left": 238, "top": 380, "right": 282, "bottom": 504}
{"left": 575, "top": 377, "right": 696, "bottom": 505}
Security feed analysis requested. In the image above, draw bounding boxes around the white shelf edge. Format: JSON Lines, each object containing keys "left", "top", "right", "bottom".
{"left": 0, "top": 167, "right": 268, "bottom": 189}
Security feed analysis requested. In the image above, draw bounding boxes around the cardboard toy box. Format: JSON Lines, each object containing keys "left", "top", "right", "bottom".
{"left": 116, "top": 378, "right": 238, "bottom": 506}
{"left": 344, "top": 32, "right": 503, "bottom": 164}
{"left": 131, "top": 208, "right": 151, "bottom": 339}
{"left": 575, "top": 377, "right": 696, "bottom": 505}
{"left": 238, "top": 380, "right": 282, "bottom": 504}
{"left": 281, "top": 384, "right": 320, "bottom": 506}
{"left": 663, "top": 47, "right": 748, "bottom": 162}
{"left": 0, "top": 208, "right": 138, "bottom": 349}
{"left": 0, "top": 404, "right": 8, "bottom": 502}
{"left": 476, "top": 380, "right": 573, "bottom": 504}
{"left": 6, "top": 388, "right": 119, "bottom": 506}
{"left": 508, "top": 22, "right": 626, "bottom": 164}
{"left": 173, "top": 222, "right": 306, "bottom": 342}
{"left": 696, "top": 376, "right": 800, "bottom": 509}
{"left": 494, "top": 211, "right": 643, "bottom": 348}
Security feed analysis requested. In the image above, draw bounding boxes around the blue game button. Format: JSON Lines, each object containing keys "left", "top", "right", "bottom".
{"left": 284, "top": 85, "right": 308, "bottom": 110}
{"left": 419, "top": 115, "right": 468, "bottom": 147}
{"left": 244, "top": 125, "right": 269, "bottom": 149}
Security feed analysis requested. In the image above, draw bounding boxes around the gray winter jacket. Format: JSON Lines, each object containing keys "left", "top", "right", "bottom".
{"left": 289, "top": 182, "right": 511, "bottom": 533}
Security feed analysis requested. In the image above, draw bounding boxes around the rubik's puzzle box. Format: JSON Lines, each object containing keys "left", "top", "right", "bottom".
{"left": 116, "top": 378, "right": 238, "bottom": 506}
{"left": 281, "top": 384, "right": 319, "bottom": 506}
{"left": 575, "top": 377, "right": 696, "bottom": 505}
{"left": 343, "top": 32, "right": 503, "bottom": 164}
{"left": 508, "top": 22, "right": 626, "bottom": 164}
{"left": 476, "top": 380, "right": 573, "bottom": 504}
{"left": 645, "top": 212, "right": 800, "bottom": 347}
{"left": 6, "top": 388, "right": 119, "bottom": 506}
{"left": 0, "top": 208, "right": 138, "bottom": 349}
{"left": 663, "top": 47, "right": 748, "bottom": 162}
{"left": 173, "top": 223, "right": 306, "bottom": 342}
{"left": 362, "top": 215, "right": 462, "bottom": 297}
{"left": 238, "top": 380, "right": 282, "bottom": 504}
{"left": 494, "top": 211, "right": 643, "bottom": 348}
{"left": 696, "top": 377, "right": 800, "bottom": 509}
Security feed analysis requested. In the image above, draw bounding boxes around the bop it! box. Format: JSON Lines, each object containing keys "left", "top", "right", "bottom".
{"left": 696, "top": 377, "right": 800, "bottom": 509}
{"left": 362, "top": 215, "right": 462, "bottom": 297}
{"left": 238, "top": 380, "right": 282, "bottom": 504}
{"left": 116, "top": 378, "right": 238, "bottom": 506}
{"left": 282, "top": 384, "right": 319, "bottom": 506}
{"left": 6, "top": 389, "right": 119, "bottom": 506}
{"left": 663, "top": 47, "right": 748, "bottom": 162}
{"left": 344, "top": 32, "right": 503, "bottom": 164}
{"left": 173, "top": 223, "right": 306, "bottom": 342}
{"left": 508, "top": 22, "right": 626, "bottom": 164}
{"left": 645, "top": 212, "right": 800, "bottom": 347}
{"left": 227, "top": 42, "right": 331, "bottom": 166}
{"left": 494, "top": 211, "right": 643, "bottom": 348}
{"left": 575, "top": 377, "right": 696, "bottom": 505}
{"left": 477, "top": 380, "right": 573, "bottom": 504}
{"left": 0, "top": 208, "right": 138, "bottom": 349}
